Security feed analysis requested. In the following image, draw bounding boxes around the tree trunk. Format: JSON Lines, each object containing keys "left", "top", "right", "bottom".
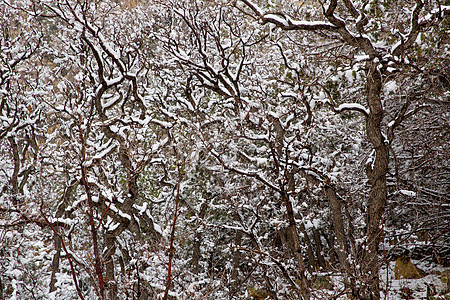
{"left": 361, "top": 62, "right": 389, "bottom": 300}
{"left": 49, "top": 236, "right": 62, "bottom": 293}
{"left": 324, "top": 185, "right": 350, "bottom": 285}
{"left": 297, "top": 221, "right": 316, "bottom": 271}
{"left": 312, "top": 227, "right": 326, "bottom": 270}
{"left": 8, "top": 137, "right": 19, "bottom": 205}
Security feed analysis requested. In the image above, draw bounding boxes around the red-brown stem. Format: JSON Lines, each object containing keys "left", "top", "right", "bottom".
{"left": 77, "top": 114, "right": 105, "bottom": 299}
{"left": 163, "top": 167, "right": 182, "bottom": 300}
{"left": 96, "top": 200, "right": 112, "bottom": 231}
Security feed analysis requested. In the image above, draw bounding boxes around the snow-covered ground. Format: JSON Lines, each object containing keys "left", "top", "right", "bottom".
{"left": 380, "top": 260, "right": 449, "bottom": 299}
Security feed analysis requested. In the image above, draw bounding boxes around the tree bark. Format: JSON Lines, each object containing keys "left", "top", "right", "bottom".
{"left": 324, "top": 186, "right": 350, "bottom": 282}
{"left": 312, "top": 227, "right": 326, "bottom": 270}
{"left": 360, "top": 62, "right": 389, "bottom": 300}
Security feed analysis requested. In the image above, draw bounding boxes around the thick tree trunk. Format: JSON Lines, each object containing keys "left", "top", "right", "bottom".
{"left": 297, "top": 220, "right": 316, "bottom": 271}
{"left": 324, "top": 186, "right": 349, "bottom": 273}
{"left": 312, "top": 227, "right": 326, "bottom": 270}
{"left": 300, "top": 171, "right": 349, "bottom": 275}
{"left": 283, "top": 170, "right": 311, "bottom": 299}
{"left": 360, "top": 62, "right": 389, "bottom": 300}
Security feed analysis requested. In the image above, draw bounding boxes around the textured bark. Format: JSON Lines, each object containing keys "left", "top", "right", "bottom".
{"left": 326, "top": 225, "right": 338, "bottom": 265}
{"left": 163, "top": 168, "right": 182, "bottom": 300}
{"left": 297, "top": 220, "right": 316, "bottom": 271}
{"left": 360, "top": 62, "right": 388, "bottom": 300}
{"left": 78, "top": 115, "right": 105, "bottom": 299}
{"left": 324, "top": 186, "right": 350, "bottom": 276}
{"left": 312, "top": 227, "right": 326, "bottom": 270}
{"left": 300, "top": 170, "right": 349, "bottom": 274}
{"left": 49, "top": 236, "right": 62, "bottom": 293}
{"left": 0, "top": 273, "right": 3, "bottom": 300}
{"left": 285, "top": 169, "right": 311, "bottom": 299}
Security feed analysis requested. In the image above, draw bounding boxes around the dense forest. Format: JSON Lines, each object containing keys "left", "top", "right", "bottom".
{"left": 0, "top": 0, "right": 449, "bottom": 299}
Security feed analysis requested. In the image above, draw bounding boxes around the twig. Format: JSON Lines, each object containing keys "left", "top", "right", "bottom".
{"left": 163, "top": 165, "right": 182, "bottom": 300}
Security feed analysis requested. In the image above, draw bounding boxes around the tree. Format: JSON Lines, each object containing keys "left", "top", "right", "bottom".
{"left": 157, "top": 0, "right": 449, "bottom": 298}
{"left": 233, "top": 0, "right": 448, "bottom": 298}
{"left": 0, "top": 0, "right": 448, "bottom": 299}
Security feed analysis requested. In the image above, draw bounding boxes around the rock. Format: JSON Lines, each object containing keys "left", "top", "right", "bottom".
{"left": 394, "top": 256, "right": 427, "bottom": 279}
{"left": 312, "top": 275, "right": 334, "bottom": 290}
{"left": 247, "top": 287, "right": 276, "bottom": 300}
{"left": 440, "top": 269, "right": 450, "bottom": 294}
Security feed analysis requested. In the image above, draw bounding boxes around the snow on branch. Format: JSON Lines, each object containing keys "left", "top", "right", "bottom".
{"left": 206, "top": 144, "right": 281, "bottom": 193}
{"left": 240, "top": 0, "right": 337, "bottom": 31}
{"left": 391, "top": 0, "right": 448, "bottom": 58}
{"left": 335, "top": 103, "right": 369, "bottom": 117}
{"left": 262, "top": 14, "right": 338, "bottom": 31}
{"left": 319, "top": 83, "right": 369, "bottom": 117}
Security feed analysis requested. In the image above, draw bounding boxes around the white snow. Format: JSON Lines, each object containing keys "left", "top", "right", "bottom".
{"left": 399, "top": 189, "right": 417, "bottom": 197}
{"left": 336, "top": 103, "right": 370, "bottom": 115}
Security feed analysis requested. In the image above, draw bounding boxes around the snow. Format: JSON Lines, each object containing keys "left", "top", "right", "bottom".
{"left": 243, "top": 0, "right": 264, "bottom": 15}
{"left": 133, "top": 202, "right": 148, "bottom": 214}
{"left": 385, "top": 81, "right": 398, "bottom": 93}
{"left": 391, "top": 40, "right": 402, "bottom": 55}
{"left": 105, "top": 75, "right": 124, "bottom": 87}
{"left": 344, "top": 70, "right": 354, "bottom": 83}
{"left": 399, "top": 189, "right": 417, "bottom": 197}
{"left": 1, "top": 1, "right": 448, "bottom": 299}
{"left": 289, "top": 19, "right": 334, "bottom": 27}
{"left": 336, "top": 103, "right": 370, "bottom": 115}
{"left": 387, "top": 67, "right": 397, "bottom": 73}
{"left": 152, "top": 137, "right": 169, "bottom": 152}
{"left": 380, "top": 261, "right": 449, "bottom": 299}
{"left": 355, "top": 54, "right": 370, "bottom": 61}
{"left": 92, "top": 139, "right": 117, "bottom": 160}
{"left": 108, "top": 203, "right": 131, "bottom": 221}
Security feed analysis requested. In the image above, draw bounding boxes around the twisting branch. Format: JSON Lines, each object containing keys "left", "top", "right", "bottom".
{"left": 386, "top": 95, "right": 430, "bottom": 143}
{"left": 392, "top": 0, "right": 424, "bottom": 58}
{"left": 240, "top": 0, "right": 338, "bottom": 31}
{"left": 320, "top": 83, "right": 369, "bottom": 117}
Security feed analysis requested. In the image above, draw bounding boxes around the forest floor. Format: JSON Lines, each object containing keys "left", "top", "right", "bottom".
{"left": 380, "top": 260, "right": 450, "bottom": 299}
